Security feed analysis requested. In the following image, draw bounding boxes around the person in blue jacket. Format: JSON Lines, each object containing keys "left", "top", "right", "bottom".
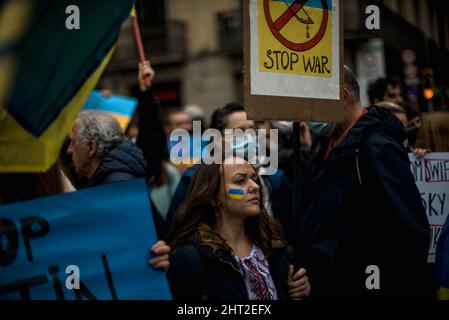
{"left": 293, "top": 66, "right": 432, "bottom": 300}
{"left": 161, "top": 102, "right": 294, "bottom": 242}
{"left": 67, "top": 110, "right": 147, "bottom": 188}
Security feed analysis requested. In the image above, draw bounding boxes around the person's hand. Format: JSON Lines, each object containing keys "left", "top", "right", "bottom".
{"left": 413, "top": 148, "right": 431, "bottom": 159}
{"left": 148, "top": 240, "right": 170, "bottom": 272}
{"left": 300, "top": 122, "right": 312, "bottom": 150}
{"left": 138, "top": 60, "right": 155, "bottom": 91}
{"left": 101, "top": 89, "right": 112, "bottom": 97}
{"left": 288, "top": 265, "right": 311, "bottom": 300}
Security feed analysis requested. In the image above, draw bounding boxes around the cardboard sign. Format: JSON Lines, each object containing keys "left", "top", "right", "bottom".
{"left": 409, "top": 153, "right": 449, "bottom": 263}
{"left": 244, "top": 0, "right": 344, "bottom": 122}
{"left": 0, "top": 179, "right": 172, "bottom": 300}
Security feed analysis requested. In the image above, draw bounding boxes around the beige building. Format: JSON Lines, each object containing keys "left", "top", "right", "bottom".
{"left": 345, "top": 0, "right": 449, "bottom": 110}
{"left": 99, "top": 0, "right": 243, "bottom": 125}
{"left": 99, "top": 0, "right": 449, "bottom": 120}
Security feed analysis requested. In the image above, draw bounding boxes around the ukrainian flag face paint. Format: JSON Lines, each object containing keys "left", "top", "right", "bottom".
{"left": 227, "top": 188, "right": 245, "bottom": 200}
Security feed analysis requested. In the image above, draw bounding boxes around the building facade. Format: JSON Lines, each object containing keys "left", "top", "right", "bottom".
{"left": 98, "top": 0, "right": 449, "bottom": 123}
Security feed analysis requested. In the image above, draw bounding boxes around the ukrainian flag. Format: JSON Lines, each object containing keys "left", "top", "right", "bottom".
{"left": 0, "top": 0, "right": 34, "bottom": 114}
{"left": 228, "top": 189, "right": 245, "bottom": 200}
{"left": 0, "top": 0, "right": 135, "bottom": 173}
{"left": 82, "top": 90, "right": 138, "bottom": 132}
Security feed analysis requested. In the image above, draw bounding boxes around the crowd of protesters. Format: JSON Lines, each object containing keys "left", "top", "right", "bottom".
{"left": 1, "top": 61, "right": 449, "bottom": 301}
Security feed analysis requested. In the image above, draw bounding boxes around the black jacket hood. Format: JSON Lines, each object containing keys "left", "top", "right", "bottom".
{"left": 87, "top": 141, "right": 147, "bottom": 187}
{"left": 337, "top": 105, "right": 408, "bottom": 151}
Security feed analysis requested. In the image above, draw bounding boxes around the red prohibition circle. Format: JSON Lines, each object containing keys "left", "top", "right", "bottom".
{"left": 264, "top": 0, "right": 329, "bottom": 52}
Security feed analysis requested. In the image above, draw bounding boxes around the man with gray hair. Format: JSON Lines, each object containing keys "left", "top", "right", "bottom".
{"left": 67, "top": 109, "right": 171, "bottom": 272}
{"left": 67, "top": 110, "right": 147, "bottom": 188}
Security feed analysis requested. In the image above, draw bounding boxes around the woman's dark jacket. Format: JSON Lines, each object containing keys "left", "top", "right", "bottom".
{"left": 168, "top": 237, "right": 294, "bottom": 300}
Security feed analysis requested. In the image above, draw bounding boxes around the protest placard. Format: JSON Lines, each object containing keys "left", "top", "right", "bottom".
{"left": 0, "top": 179, "right": 171, "bottom": 300}
{"left": 243, "top": 0, "right": 344, "bottom": 122}
{"left": 409, "top": 153, "right": 449, "bottom": 263}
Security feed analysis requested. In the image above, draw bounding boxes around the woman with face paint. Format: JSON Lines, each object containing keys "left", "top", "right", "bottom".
{"left": 166, "top": 156, "right": 310, "bottom": 300}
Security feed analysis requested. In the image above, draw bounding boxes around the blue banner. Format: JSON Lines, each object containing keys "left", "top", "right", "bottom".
{"left": 0, "top": 179, "right": 172, "bottom": 300}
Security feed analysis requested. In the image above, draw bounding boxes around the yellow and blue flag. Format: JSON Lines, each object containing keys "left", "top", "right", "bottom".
{"left": 0, "top": 0, "right": 135, "bottom": 173}
{"left": 82, "top": 90, "right": 138, "bottom": 132}
{"left": 228, "top": 189, "right": 245, "bottom": 200}
{"left": 0, "top": 0, "right": 34, "bottom": 113}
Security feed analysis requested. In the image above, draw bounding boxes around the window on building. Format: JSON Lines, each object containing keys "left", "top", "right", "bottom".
{"left": 217, "top": 10, "right": 242, "bottom": 52}
{"left": 413, "top": 0, "right": 421, "bottom": 27}
{"left": 136, "top": 0, "right": 166, "bottom": 26}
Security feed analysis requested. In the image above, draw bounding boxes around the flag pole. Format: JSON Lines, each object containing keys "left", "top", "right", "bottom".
{"left": 292, "top": 121, "right": 302, "bottom": 249}
{"left": 131, "top": 6, "right": 151, "bottom": 86}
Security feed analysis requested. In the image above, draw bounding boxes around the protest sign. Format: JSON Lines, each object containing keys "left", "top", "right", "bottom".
{"left": 409, "top": 153, "right": 449, "bottom": 263}
{"left": 243, "top": 0, "right": 344, "bottom": 122}
{"left": 0, "top": 179, "right": 171, "bottom": 300}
